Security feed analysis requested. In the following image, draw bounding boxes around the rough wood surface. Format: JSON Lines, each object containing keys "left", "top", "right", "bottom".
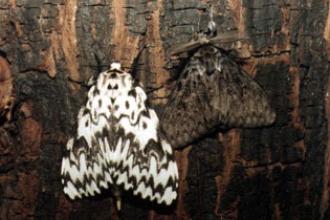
{"left": 0, "top": 0, "right": 329, "bottom": 219}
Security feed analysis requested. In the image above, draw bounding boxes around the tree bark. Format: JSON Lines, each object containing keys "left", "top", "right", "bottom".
{"left": 0, "top": 0, "right": 329, "bottom": 219}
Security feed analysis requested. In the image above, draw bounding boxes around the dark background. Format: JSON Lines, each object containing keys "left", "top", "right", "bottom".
{"left": 0, "top": 0, "right": 329, "bottom": 219}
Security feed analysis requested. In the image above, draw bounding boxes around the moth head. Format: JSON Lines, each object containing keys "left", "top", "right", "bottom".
{"left": 100, "top": 62, "right": 133, "bottom": 93}
{"left": 110, "top": 62, "right": 122, "bottom": 71}
{"left": 166, "top": 9, "right": 218, "bottom": 75}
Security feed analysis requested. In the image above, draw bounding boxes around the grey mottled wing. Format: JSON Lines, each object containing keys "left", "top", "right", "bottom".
{"left": 162, "top": 45, "right": 275, "bottom": 148}
{"left": 61, "top": 64, "right": 178, "bottom": 205}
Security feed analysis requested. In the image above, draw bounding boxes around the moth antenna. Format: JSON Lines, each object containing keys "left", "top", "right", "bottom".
{"left": 207, "top": 6, "right": 217, "bottom": 37}
{"left": 197, "top": 15, "right": 200, "bottom": 32}
{"left": 68, "top": 76, "right": 93, "bottom": 88}
{"left": 94, "top": 53, "right": 104, "bottom": 74}
{"left": 191, "top": 25, "right": 200, "bottom": 42}
{"left": 130, "top": 45, "right": 145, "bottom": 80}
{"left": 146, "top": 85, "right": 165, "bottom": 94}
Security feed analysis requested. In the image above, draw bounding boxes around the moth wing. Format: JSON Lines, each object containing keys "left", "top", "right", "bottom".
{"left": 111, "top": 86, "right": 178, "bottom": 205}
{"left": 214, "top": 51, "right": 275, "bottom": 127}
{"left": 61, "top": 107, "right": 113, "bottom": 199}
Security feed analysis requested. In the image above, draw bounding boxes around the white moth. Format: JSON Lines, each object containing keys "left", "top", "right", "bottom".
{"left": 61, "top": 63, "right": 178, "bottom": 209}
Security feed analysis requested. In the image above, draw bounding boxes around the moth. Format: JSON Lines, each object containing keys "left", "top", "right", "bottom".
{"left": 61, "top": 63, "right": 179, "bottom": 210}
{"left": 161, "top": 32, "right": 276, "bottom": 149}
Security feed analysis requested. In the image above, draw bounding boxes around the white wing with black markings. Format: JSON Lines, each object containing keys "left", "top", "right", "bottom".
{"left": 61, "top": 63, "right": 178, "bottom": 206}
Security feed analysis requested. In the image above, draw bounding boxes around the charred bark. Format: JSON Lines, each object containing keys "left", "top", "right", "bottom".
{"left": 0, "top": 0, "right": 329, "bottom": 219}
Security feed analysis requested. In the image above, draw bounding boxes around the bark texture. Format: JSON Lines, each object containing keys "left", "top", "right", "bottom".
{"left": 0, "top": 0, "right": 329, "bottom": 219}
